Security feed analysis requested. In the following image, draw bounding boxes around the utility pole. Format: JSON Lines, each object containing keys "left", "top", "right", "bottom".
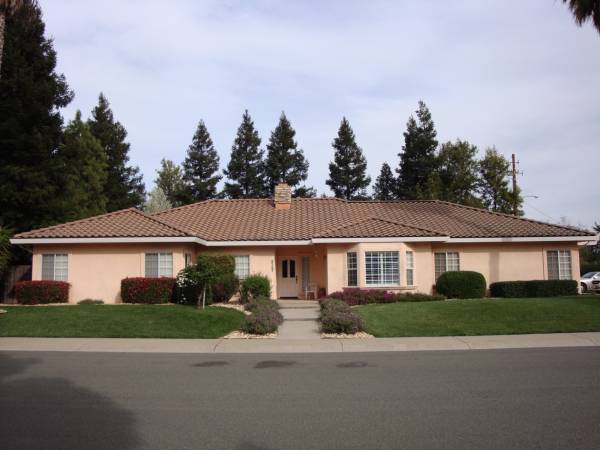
{"left": 511, "top": 153, "right": 518, "bottom": 216}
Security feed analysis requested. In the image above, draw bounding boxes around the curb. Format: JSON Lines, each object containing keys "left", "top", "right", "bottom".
{"left": 1, "top": 332, "right": 599, "bottom": 353}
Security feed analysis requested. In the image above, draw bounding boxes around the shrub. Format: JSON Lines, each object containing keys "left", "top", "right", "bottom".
{"left": 121, "top": 277, "right": 175, "bottom": 304}
{"left": 77, "top": 299, "right": 104, "bottom": 305}
{"left": 211, "top": 273, "right": 239, "bottom": 303}
{"left": 15, "top": 281, "right": 69, "bottom": 305}
{"left": 319, "top": 298, "right": 351, "bottom": 313}
{"left": 244, "top": 296, "right": 279, "bottom": 313}
{"left": 240, "top": 274, "right": 271, "bottom": 303}
{"left": 490, "top": 280, "right": 578, "bottom": 298}
{"left": 436, "top": 271, "right": 486, "bottom": 299}
{"left": 328, "top": 288, "right": 444, "bottom": 306}
{"left": 241, "top": 303, "right": 284, "bottom": 335}
{"left": 321, "top": 310, "right": 365, "bottom": 334}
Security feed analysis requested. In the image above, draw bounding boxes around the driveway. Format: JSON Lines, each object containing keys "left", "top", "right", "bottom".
{"left": 1, "top": 348, "right": 599, "bottom": 449}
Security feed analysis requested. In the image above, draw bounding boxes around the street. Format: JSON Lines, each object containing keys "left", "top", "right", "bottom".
{"left": 1, "top": 348, "right": 599, "bottom": 449}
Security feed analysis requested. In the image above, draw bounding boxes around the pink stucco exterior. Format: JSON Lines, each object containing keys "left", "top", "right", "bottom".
{"left": 30, "top": 241, "right": 582, "bottom": 303}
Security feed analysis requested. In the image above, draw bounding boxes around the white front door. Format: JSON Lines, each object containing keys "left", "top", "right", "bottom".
{"left": 278, "top": 257, "right": 298, "bottom": 298}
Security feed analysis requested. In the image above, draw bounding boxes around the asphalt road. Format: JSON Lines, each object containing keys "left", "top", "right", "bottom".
{"left": 1, "top": 348, "right": 599, "bottom": 450}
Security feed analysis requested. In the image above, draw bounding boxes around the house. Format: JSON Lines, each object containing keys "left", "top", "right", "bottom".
{"left": 10, "top": 183, "right": 597, "bottom": 303}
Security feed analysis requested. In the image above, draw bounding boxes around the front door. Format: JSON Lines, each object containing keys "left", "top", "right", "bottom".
{"left": 278, "top": 257, "right": 298, "bottom": 298}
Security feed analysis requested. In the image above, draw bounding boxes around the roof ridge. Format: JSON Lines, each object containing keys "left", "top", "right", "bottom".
{"left": 370, "top": 216, "right": 446, "bottom": 236}
{"left": 433, "top": 200, "right": 595, "bottom": 236}
{"left": 13, "top": 208, "right": 141, "bottom": 238}
{"left": 314, "top": 215, "right": 444, "bottom": 238}
{"left": 129, "top": 208, "right": 193, "bottom": 236}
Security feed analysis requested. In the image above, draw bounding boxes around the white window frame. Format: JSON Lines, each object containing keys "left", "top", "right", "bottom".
{"left": 234, "top": 255, "right": 250, "bottom": 280}
{"left": 547, "top": 250, "right": 572, "bottom": 280}
{"left": 365, "top": 251, "right": 400, "bottom": 286}
{"left": 346, "top": 252, "right": 358, "bottom": 287}
{"left": 145, "top": 252, "right": 173, "bottom": 277}
{"left": 184, "top": 253, "right": 193, "bottom": 267}
{"left": 41, "top": 253, "right": 68, "bottom": 281}
{"left": 434, "top": 252, "right": 460, "bottom": 279}
{"left": 406, "top": 251, "right": 414, "bottom": 286}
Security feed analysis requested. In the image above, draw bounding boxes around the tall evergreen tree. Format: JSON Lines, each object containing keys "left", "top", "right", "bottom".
{"left": 326, "top": 118, "right": 371, "bottom": 200}
{"left": 265, "top": 112, "right": 309, "bottom": 195}
{"left": 0, "top": 0, "right": 73, "bottom": 231}
{"left": 478, "top": 147, "right": 523, "bottom": 215}
{"left": 144, "top": 186, "right": 172, "bottom": 213}
{"left": 88, "top": 93, "right": 145, "bottom": 211}
{"left": 373, "top": 162, "right": 396, "bottom": 200}
{"left": 155, "top": 158, "right": 184, "bottom": 206}
{"left": 436, "top": 140, "right": 482, "bottom": 207}
{"left": 293, "top": 186, "right": 317, "bottom": 198}
{"left": 223, "top": 110, "right": 266, "bottom": 199}
{"left": 562, "top": 0, "right": 600, "bottom": 35}
{"left": 180, "top": 120, "right": 221, "bottom": 203}
{"left": 56, "top": 110, "right": 108, "bottom": 221}
{"left": 396, "top": 101, "right": 439, "bottom": 199}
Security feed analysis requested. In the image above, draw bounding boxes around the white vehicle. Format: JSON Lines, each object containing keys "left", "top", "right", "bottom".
{"left": 580, "top": 272, "right": 600, "bottom": 293}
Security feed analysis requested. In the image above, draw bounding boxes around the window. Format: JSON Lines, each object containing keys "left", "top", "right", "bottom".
{"left": 184, "top": 253, "right": 192, "bottom": 267}
{"left": 406, "top": 251, "right": 414, "bottom": 286}
{"left": 547, "top": 250, "right": 572, "bottom": 280}
{"left": 347, "top": 252, "right": 358, "bottom": 287}
{"left": 234, "top": 255, "right": 250, "bottom": 280}
{"left": 145, "top": 252, "right": 173, "bottom": 277}
{"left": 365, "top": 251, "right": 399, "bottom": 286}
{"left": 434, "top": 252, "right": 459, "bottom": 279}
{"left": 41, "top": 254, "right": 68, "bottom": 281}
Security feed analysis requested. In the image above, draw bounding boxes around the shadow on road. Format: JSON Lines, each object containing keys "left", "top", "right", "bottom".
{"left": 0, "top": 353, "right": 142, "bottom": 450}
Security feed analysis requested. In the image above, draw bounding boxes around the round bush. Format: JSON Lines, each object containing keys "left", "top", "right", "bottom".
{"left": 240, "top": 274, "right": 271, "bottom": 303}
{"left": 321, "top": 310, "right": 365, "bottom": 334}
{"left": 241, "top": 303, "right": 283, "bottom": 335}
{"left": 211, "top": 273, "right": 239, "bottom": 303}
{"left": 436, "top": 271, "right": 486, "bottom": 299}
{"left": 244, "top": 296, "right": 278, "bottom": 313}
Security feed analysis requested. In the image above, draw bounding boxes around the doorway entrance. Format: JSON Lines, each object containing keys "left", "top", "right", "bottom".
{"left": 278, "top": 257, "right": 298, "bottom": 298}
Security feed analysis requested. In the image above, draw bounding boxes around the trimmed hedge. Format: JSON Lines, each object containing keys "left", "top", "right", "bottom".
{"left": 241, "top": 300, "right": 283, "bottom": 335}
{"left": 212, "top": 273, "right": 239, "bottom": 303}
{"left": 436, "top": 271, "right": 486, "bottom": 299}
{"left": 15, "top": 280, "right": 69, "bottom": 305}
{"left": 121, "top": 277, "right": 175, "bottom": 304}
{"left": 320, "top": 297, "right": 365, "bottom": 334}
{"left": 244, "top": 296, "right": 279, "bottom": 313}
{"left": 329, "top": 288, "right": 444, "bottom": 306}
{"left": 240, "top": 274, "right": 271, "bottom": 303}
{"left": 490, "top": 280, "right": 578, "bottom": 298}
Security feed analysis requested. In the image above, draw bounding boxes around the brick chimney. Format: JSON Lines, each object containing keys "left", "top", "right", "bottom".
{"left": 274, "top": 183, "right": 292, "bottom": 210}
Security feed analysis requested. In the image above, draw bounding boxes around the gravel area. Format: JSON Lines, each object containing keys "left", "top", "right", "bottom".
{"left": 223, "top": 330, "right": 277, "bottom": 339}
{"left": 209, "top": 303, "right": 250, "bottom": 315}
{"left": 321, "top": 331, "right": 374, "bottom": 339}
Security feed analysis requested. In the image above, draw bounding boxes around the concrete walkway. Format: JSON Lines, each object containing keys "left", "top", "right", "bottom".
{"left": 1, "top": 332, "right": 600, "bottom": 354}
{"left": 276, "top": 299, "right": 321, "bottom": 339}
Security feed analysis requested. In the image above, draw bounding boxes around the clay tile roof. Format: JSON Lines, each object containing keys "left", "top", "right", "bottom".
{"left": 13, "top": 208, "right": 190, "bottom": 239}
{"left": 14, "top": 199, "right": 594, "bottom": 241}
{"left": 150, "top": 198, "right": 593, "bottom": 241}
{"left": 315, "top": 217, "right": 446, "bottom": 238}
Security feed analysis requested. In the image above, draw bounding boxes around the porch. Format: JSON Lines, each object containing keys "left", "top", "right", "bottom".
{"left": 274, "top": 245, "right": 328, "bottom": 300}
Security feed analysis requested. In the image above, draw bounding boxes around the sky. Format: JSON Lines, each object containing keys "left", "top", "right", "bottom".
{"left": 40, "top": 0, "right": 600, "bottom": 228}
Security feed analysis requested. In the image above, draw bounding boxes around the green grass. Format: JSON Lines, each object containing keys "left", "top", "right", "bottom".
{"left": 0, "top": 304, "right": 245, "bottom": 338}
{"left": 355, "top": 296, "right": 600, "bottom": 337}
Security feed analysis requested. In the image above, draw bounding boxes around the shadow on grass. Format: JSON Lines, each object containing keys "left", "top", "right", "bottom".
{"left": 0, "top": 353, "right": 142, "bottom": 450}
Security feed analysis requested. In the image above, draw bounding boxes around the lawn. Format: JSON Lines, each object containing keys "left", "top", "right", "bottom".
{"left": 0, "top": 304, "right": 245, "bottom": 338}
{"left": 355, "top": 296, "right": 600, "bottom": 337}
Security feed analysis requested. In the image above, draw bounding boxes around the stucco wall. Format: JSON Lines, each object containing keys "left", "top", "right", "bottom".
{"left": 32, "top": 243, "right": 193, "bottom": 303}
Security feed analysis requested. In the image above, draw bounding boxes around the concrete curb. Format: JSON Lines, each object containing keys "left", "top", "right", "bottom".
{"left": 1, "top": 332, "right": 600, "bottom": 353}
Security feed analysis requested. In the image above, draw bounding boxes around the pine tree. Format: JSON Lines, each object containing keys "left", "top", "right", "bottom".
{"left": 478, "top": 147, "right": 523, "bottom": 215}
{"left": 0, "top": 0, "right": 73, "bottom": 231}
{"left": 436, "top": 140, "right": 482, "bottom": 207}
{"left": 56, "top": 110, "right": 108, "bottom": 221}
{"left": 155, "top": 158, "right": 184, "bottom": 206}
{"left": 373, "top": 163, "right": 396, "bottom": 200}
{"left": 180, "top": 120, "right": 221, "bottom": 203}
{"left": 396, "top": 101, "right": 439, "bottom": 199}
{"left": 223, "top": 110, "right": 266, "bottom": 199}
{"left": 293, "top": 186, "right": 317, "bottom": 198}
{"left": 265, "top": 112, "right": 309, "bottom": 195}
{"left": 326, "top": 118, "right": 371, "bottom": 200}
{"left": 144, "top": 186, "right": 172, "bottom": 213}
{"left": 88, "top": 93, "right": 145, "bottom": 211}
